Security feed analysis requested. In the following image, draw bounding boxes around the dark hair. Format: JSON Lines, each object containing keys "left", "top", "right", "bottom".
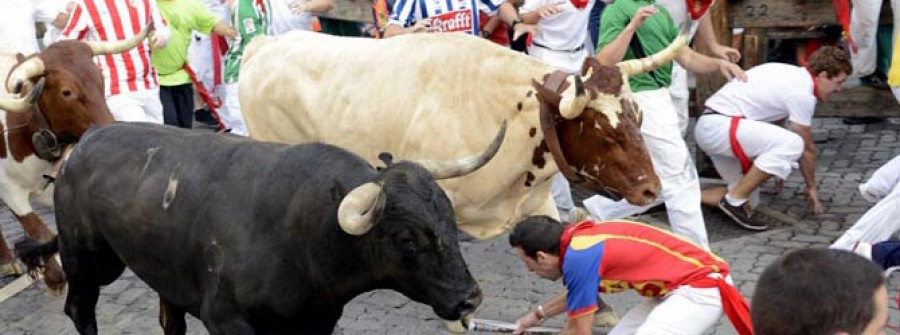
{"left": 751, "top": 248, "right": 884, "bottom": 335}
{"left": 508, "top": 216, "right": 564, "bottom": 258}
{"left": 807, "top": 46, "right": 852, "bottom": 79}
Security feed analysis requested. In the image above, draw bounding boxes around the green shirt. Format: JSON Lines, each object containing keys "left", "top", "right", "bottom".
{"left": 224, "top": 0, "right": 267, "bottom": 84}
{"left": 152, "top": 0, "right": 221, "bottom": 86}
{"left": 597, "top": 0, "right": 678, "bottom": 92}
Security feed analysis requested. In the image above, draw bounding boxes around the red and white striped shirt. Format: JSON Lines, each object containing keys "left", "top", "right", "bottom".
{"left": 61, "top": 0, "right": 168, "bottom": 97}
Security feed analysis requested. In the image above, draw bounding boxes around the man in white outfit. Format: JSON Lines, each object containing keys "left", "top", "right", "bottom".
{"left": 0, "top": 0, "right": 61, "bottom": 54}
{"left": 695, "top": 47, "right": 851, "bottom": 230}
{"left": 832, "top": 155, "right": 900, "bottom": 250}
{"left": 849, "top": 0, "right": 900, "bottom": 87}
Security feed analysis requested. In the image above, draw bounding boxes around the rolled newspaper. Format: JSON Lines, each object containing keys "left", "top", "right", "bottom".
{"left": 467, "top": 318, "right": 561, "bottom": 334}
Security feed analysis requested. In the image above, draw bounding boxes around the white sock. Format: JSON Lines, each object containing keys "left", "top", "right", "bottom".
{"left": 725, "top": 194, "right": 748, "bottom": 207}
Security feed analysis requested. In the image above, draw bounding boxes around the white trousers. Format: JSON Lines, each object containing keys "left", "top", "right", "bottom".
{"left": 608, "top": 285, "right": 723, "bottom": 335}
{"left": 693, "top": 114, "right": 804, "bottom": 207}
{"left": 106, "top": 89, "right": 164, "bottom": 124}
{"left": 223, "top": 83, "right": 248, "bottom": 136}
{"left": 832, "top": 155, "right": 900, "bottom": 250}
{"left": 850, "top": 0, "right": 900, "bottom": 77}
{"left": 584, "top": 88, "right": 709, "bottom": 248}
{"left": 669, "top": 63, "right": 690, "bottom": 137}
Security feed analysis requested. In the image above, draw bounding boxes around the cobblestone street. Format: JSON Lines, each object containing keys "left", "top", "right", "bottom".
{"left": 1, "top": 118, "right": 899, "bottom": 334}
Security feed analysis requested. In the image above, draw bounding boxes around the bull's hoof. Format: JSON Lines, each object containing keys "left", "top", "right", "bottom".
{"left": 593, "top": 308, "right": 619, "bottom": 328}
{"left": 0, "top": 261, "right": 22, "bottom": 278}
{"left": 41, "top": 256, "right": 66, "bottom": 297}
{"left": 443, "top": 319, "right": 467, "bottom": 333}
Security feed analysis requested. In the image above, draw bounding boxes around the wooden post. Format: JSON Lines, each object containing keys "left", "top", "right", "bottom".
{"left": 693, "top": 0, "right": 731, "bottom": 116}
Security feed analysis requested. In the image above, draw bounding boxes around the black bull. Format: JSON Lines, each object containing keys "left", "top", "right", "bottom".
{"left": 16, "top": 122, "right": 509, "bottom": 334}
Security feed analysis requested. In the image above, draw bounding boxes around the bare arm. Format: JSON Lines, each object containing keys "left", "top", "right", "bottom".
{"left": 790, "top": 123, "right": 823, "bottom": 214}
{"left": 519, "top": 0, "right": 563, "bottom": 24}
{"left": 675, "top": 47, "right": 747, "bottom": 81}
{"left": 696, "top": 14, "right": 740, "bottom": 62}
{"left": 383, "top": 20, "right": 433, "bottom": 37}
{"left": 596, "top": 5, "right": 657, "bottom": 65}
{"left": 513, "top": 292, "right": 567, "bottom": 334}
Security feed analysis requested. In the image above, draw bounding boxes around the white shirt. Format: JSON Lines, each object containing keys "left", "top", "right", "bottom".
{"left": 705, "top": 63, "right": 817, "bottom": 126}
{"left": 265, "top": 0, "right": 313, "bottom": 35}
{"left": 0, "top": 0, "right": 57, "bottom": 54}
{"left": 520, "top": 0, "right": 593, "bottom": 51}
{"left": 656, "top": 0, "right": 700, "bottom": 39}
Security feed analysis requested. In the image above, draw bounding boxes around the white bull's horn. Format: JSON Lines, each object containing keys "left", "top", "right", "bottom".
{"left": 0, "top": 77, "right": 44, "bottom": 113}
{"left": 337, "top": 182, "right": 385, "bottom": 235}
{"left": 616, "top": 34, "right": 688, "bottom": 77}
{"left": 559, "top": 75, "right": 587, "bottom": 120}
{"left": 6, "top": 57, "right": 44, "bottom": 93}
{"left": 87, "top": 26, "right": 150, "bottom": 55}
{"left": 415, "top": 120, "right": 507, "bottom": 180}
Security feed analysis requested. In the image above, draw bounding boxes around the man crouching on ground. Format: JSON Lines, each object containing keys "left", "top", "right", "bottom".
{"left": 509, "top": 216, "right": 752, "bottom": 335}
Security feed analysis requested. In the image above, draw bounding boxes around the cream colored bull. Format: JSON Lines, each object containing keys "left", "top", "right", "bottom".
{"left": 239, "top": 31, "right": 685, "bottom": 240}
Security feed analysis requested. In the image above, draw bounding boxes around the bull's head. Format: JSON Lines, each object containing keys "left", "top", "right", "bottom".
{"left": 333, "top": 122, "right": 506, "bottom": 322}
{"left": 0, "top": 28, "right": 147, "bottom": 159}
{"left": 531, "top": 35, "right": 688, "bottom": 206}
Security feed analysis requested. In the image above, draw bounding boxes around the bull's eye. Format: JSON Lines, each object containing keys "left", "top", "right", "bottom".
{"left": 62, "top": 89, "right": 72, "bottom": 97}
{"left": 397, "top": 235, "right": 418, "bottom": 254}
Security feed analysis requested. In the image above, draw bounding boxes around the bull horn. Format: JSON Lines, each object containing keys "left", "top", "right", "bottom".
{"left": 559, "top": 75, "right": 587, "bottom": 120}
{"left": 87, "top": 26, "right": 150, "bottom": 55}
{"left": 616, "top": 34, "right": 688, "bottom": 77}
{"left": 6, "top": 57, "right": 44, "bottom": 94}
{"left": 414, "top": 120, "right": 507, "bottom": 180}
{"left": 0, "top": 77, "right": 44, "bottom": 113}
{"left": 337, "top": 182, "right": 386, "bottom": 235}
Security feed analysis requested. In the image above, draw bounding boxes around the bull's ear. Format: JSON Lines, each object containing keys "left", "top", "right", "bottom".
{"left": 15, "top": 53, "right": 25, "bottom": 63}
{"left": 531, "top": 79, "right": 561, "bottom": 107}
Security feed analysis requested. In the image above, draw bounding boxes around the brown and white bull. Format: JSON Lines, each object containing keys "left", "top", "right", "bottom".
{"left": 0, "top": 30, "right": 148, "bottom": 291}
{"left": 240, "top": 31, "right": 686, "bottom": 239}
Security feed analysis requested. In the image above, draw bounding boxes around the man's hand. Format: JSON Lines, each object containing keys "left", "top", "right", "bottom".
{"left": 711, "top": 44, "right": 741, "bottom": 63}
{"left": 512, "top": 22, "right": 537, "bottom": 41}
{"left": 410, "top": 18, "right": 437, "bottom": 33}
{"left": 513, "top": 310, "right": 544, "bottom": 335}
{"left": 537, "top": 2, "right": 563, "bottom": 18}
{"left": 806, "top": 187, "right": 824, "bottom": 214}
{"left": 718, "top": 59, "right": 747, "bottom": 82}
{"left": 150, "top": 26, "right": 171, "bottom": 49}
{"left": 627, "top": 5, "right": 658, "bottom": 30}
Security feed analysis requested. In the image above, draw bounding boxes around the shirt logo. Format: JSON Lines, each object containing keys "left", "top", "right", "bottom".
{"left": 430, "top": 9, "right": 473, "bottom": 33}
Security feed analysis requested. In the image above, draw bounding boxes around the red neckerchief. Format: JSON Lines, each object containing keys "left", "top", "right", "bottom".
{"left": 557, "top": 221, "right": 594, "bottom": 272}
{"left": 807, "top": 68, "right": 821, "bottom": 102}
{"left": 686, "top": 0, "right": 713, "bottom": 20}
{"left": 570, "top": 0, "right": 589, "bottom": 9}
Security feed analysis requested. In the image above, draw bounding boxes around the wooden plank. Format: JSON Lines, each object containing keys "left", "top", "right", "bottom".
{"left": 316, "top": 0, "right": 374, "bottom": 23}
{"left": 742, "top": 28, "right": 767, "bottom": 68}
{"left": 727, "top": 0, "right": 892, "bottom": 29}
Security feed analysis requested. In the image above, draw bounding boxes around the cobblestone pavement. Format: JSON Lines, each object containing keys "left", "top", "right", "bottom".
{"left": 1, "top": 118, "right": 900, "bottom": 334}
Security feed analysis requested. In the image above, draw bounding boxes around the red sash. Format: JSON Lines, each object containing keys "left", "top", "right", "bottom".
{"left": 691, "top": 276, "right": 754, "bottom": 335}
{"left": 728, "top": 116, "right": 752, "bottom": 174}
{"left": 686, "top": 0, "right": 713, "bottom": 20}
{"left": 183, "top": 64, "right": 226, "bottom": 131}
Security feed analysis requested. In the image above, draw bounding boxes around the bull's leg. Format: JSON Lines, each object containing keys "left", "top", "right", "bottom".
{"left": 159, "top": 299, "right": 187, "bottom": 335}
{"left": 64, "top": 278, "right": 101, "bottom": 335}
{"left": 204, "top": 318, "right": 256, "bottom": 335}
{"left": 17, "top": 213, "right": 66, "bottom": 294}
{"left": 0, "top": 235, "right": 22, "bottom": 277}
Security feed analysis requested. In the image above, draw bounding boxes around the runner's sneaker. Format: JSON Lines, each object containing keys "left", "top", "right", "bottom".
{"left": 718, "top": 198, "right": 768, "bottom": 231}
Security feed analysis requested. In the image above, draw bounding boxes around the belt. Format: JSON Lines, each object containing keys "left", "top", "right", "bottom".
{"left": 532, "top": 41, "right": 585, "bottom": 53}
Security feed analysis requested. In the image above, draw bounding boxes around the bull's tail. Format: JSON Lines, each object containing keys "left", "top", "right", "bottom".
{"left": 14, "top": 236, "right": 59, "bottom": 275}
{"left": 241, "top": 35, "right": 273, "bottom": 66}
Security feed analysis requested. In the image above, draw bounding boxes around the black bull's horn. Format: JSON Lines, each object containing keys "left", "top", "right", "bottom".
{"left": 336, "top": 121, "right": 508, "bottom": 235}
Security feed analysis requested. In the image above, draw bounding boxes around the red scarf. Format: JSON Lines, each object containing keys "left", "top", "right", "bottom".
{"left": 571, "top": 0, "right": 589, "bottom": 9}
{"left": 686, "top": 0, "right": 713, "bottom": 20}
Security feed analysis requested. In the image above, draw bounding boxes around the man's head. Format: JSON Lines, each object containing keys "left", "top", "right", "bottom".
{"left": 509, "top": 216, "right": 565, "bottom": 281}
{"left": 752, "top": 248, "right": 887, "bottom": 335}
{"left": 807, "top": 46, "right": 852, "bottom": 101}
